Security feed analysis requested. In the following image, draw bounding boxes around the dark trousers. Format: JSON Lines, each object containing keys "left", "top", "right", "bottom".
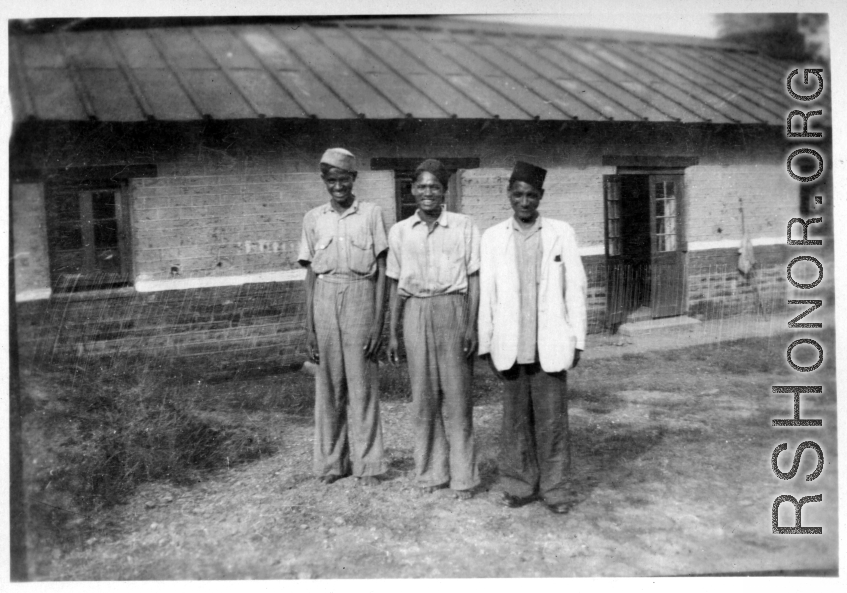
{"left": 498, "top": 362, "right": 571, "bottom": 504}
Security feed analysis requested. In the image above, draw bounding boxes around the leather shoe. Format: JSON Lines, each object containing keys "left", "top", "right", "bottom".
{"left": 499, "top": 492, "right": 537, "bottom": 508}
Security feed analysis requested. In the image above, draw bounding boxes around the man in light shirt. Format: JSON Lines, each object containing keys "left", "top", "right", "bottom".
{"left": 387, "top": 159, "right": 480, "bottom": 500}
{"left": 298, "top": 148, "right": 388, "bottom": 487}
{"left": 478, "top": 161, "right": 588, "bottom": 514}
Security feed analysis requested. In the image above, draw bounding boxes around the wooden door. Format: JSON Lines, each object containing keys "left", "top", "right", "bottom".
{"left": 649, "top": 175, "right": 687, "bottom": 318}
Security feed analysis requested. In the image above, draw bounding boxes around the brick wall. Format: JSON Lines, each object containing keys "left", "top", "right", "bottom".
{"left": 16, "top": 280, "right": 309, "bottom": 369}
{"left": 11, "top": 183, "right": 51, "bottom": 300}
{"left": 456, "top": 168, "right": 512, "bottom": 232}
{"left": 12, "top": 119, "right": 818, "bottom": 366}
{"left": 458, "top": 167, "right": 609, "bottom": 245}
{"left": 457, "top": 154, "right": 801, "bottom": 331}
{"left": 571, "top": 246, "right": 795, "bottom": 331}
{"left": 16, "top": 159, "right": 395, "bottom": 367}
{"left": 460, "top": 161, "right": 797, "bottom": 249}
{"left": 687, "top": 244, "right": 791, "bottom": 319}
{"left": 686, "top": 163, "right": 796, "bottom": 244}
{"left": 131, "top": 170, "right": 395, "bottom": 282}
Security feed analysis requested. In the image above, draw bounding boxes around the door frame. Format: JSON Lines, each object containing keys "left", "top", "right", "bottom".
{"left": 648, "top": 174, "right": 688, "bottom": 318}
{"left": 603, "top": 169, "right": 689, "bottom": 324}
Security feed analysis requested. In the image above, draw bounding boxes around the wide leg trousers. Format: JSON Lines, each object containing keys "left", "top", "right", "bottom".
{"left": 497, "top": 363, "right": 571, "bottom": 504}
{"left": 403, "top": 294, "right": 479, "bottom": 491}
{"left": 313, "top": 277, "right": 386, "bottom": 478}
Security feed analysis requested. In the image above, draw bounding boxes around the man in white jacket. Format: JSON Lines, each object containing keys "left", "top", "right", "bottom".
{"left": 478, "top": 161, "right": 587, "bottom": 514}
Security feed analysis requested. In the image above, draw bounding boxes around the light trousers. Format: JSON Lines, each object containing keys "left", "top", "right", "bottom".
{"left": 313, "top": 277, "right": 386, "bottom": 477}
{"left": 404, "top": 294, "right": 479, "bottom": 491}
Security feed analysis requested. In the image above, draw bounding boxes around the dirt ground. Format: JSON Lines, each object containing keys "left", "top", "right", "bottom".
{"left": 24, "top": 316, "right": 839, "bottom": 579}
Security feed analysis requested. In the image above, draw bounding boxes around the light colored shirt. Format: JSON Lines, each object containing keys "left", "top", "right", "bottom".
{"left": 513, "top": 217, "right": 542, "bottom": 364}
{"left": 386, "top": 209, "right": 480, "bottom": 297}
{"left": 298, "top": 198, "right": 388, "bottom": 279}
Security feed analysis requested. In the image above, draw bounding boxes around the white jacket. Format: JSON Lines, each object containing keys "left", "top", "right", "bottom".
{"left": 478, "top": 216, "right": 588, "bottom": 373}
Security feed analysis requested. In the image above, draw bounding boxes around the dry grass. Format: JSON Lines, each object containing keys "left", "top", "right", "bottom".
{"left": 21, "top": 333, "right": 838, "bottom": 578}
{"left": 21, "top": 355, "right": 278, "bottom": 557}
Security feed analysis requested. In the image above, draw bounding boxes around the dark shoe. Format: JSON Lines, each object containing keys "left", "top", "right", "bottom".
{"left": 544, "top": 500, "right": 574, "bottom": 514}
{"left": 498, "top": 492, "right": 537, "bottom": 508}
{"left": 319, "top": 474, "right": 343, "bottom": 485}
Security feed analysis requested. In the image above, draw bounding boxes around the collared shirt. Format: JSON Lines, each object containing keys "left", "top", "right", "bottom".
{"left": 297, "top": 198, "right": 388, "bottom": 279}
{"left": 386, "top": 209, "right": 480, "bottom": 297}
{"left": 513, "top": 217, "right": 542, "bottom": 364}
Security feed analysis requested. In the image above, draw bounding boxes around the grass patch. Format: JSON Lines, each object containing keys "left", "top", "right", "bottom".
{"left": 571, "top": 336, "right": 792, "bottom": 397}
{"left": 21, "top": 331, "right": 810, "bottom": 568}
{"left": 22, "top": 355, "right": 278, "bottom": 551}
{"left": 660, "top": 338, "right": 783, "bottom": 374}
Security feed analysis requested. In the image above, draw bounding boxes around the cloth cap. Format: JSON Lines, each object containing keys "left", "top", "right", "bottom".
{"left": 509, "top": 161, "right": 547, "bottom": 191}
{"left": 414, "top": 159, "right": 451, "bottom": 188}
{"left": 320, "top": 148, "right": 357, "bottom": 172}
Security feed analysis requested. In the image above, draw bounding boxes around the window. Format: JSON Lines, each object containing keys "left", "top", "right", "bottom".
{"left": 393, "top": 169, "right": 420, "bottom": 221}
{"left": 654, "top": 180, "right": 678, "bottom": 252}
{"left": 46, "top": 181, "right": 132, "bottom": 291}
{"left": 371, "top": 157, "right": 480, "bottom": 221}
{"left": 604, "top": 177, "right": 621, "bottom": 256}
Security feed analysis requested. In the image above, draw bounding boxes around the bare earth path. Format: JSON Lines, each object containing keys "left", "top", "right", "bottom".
{"left": 35, "top": 316, "right": 838, "bottom": 579}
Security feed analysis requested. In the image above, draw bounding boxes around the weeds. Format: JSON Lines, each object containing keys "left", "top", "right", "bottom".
{"left": 21, "top": 333, "right": 791, "bottom": 564}
{"left": 23, "top": 355, "right": 277, "bottom": 550}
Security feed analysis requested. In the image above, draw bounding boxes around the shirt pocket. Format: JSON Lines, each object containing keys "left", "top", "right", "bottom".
{"left": 551, "top": 253, "right": 567, "bottom": 300}
{"left": 311, "top": 238, "right": 334, "bottom": 274}
{"left": 348, "top": 236, "right": 375, "bottom": 275}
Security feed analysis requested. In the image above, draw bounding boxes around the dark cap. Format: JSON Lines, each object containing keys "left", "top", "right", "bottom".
{"left": 510, "top": 161, "right": 547, "bottom": 191}
{"left": 414, "top": 159, "right": 451, "bottom": 188}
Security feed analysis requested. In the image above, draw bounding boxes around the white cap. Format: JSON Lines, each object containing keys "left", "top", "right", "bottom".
{"left": 320, "top": 148, "right": 356, "bottom": 172}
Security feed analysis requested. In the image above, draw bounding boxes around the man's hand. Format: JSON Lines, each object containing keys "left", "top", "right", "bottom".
{"left": 463, "top": 327, "right": 478, "bottom": 359}
{"left": 307, "top": 330, "right": 319, "bottom": 364}
{"left": 363, "top": 323, "right": 383, "bottom": 360}
{"left": 387, "top": 334, "right": 401, "bottom": 365}
{"left": 572, "top": 348, "right": 582, "bottom": 368}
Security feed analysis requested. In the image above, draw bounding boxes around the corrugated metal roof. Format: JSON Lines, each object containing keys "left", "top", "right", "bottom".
{"left": 9, "top": 18, "right": 798, "bottom": 125}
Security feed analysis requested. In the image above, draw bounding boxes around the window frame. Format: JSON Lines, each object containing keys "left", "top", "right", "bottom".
{"left": 371, "top": 157, "right": 480, "bottom": 221}
{"left": 36, "top": 164, "right": 155, "bottom": 292}
{"left": 45, "top": 179, "right": 133, "bottom": 292}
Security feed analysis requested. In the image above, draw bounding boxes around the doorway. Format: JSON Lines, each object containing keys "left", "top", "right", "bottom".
{"left": 604, "top": 173, "right": 687, "bottom": 326}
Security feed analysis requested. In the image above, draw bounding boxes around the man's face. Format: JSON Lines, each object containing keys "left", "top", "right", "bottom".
{"left": 413, "top": 171, "right": 446, "bottom": 216}
{"left": 509, "top": 180, "right": 543, "bottom": 222}
{"left": 322, "top": 167, "right": 356, "bottom": 204}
